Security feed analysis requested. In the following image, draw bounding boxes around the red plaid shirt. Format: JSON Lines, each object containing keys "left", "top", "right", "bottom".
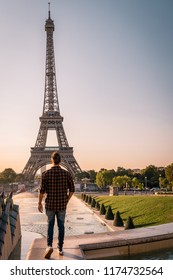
{"left": 39, "top": 165, "right": 75, "bottom": 211}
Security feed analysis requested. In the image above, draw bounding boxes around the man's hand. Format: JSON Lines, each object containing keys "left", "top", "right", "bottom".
{"left": 38, "top": 203, "right": 43, "bottom": 213}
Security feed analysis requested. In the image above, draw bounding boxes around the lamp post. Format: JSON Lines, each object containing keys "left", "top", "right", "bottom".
{"left": 145, "top": 177, "right": 147, "bottom": 189}
{"left": 159, "top": 174, "right": 161, "bottom": 189}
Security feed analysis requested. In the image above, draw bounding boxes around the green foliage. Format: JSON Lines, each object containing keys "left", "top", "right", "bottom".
{"left": 0, "top": 168, "right": 16, "bottom": 183}
{"left": 105, "top": 205, "right": 114, "bottom": 220}
{"left": 165, "top": 163, "right": 173, "bottom": 186}
{"left": 96, "top": 169, "right": 116, "bottom": 189}
{"left": 113, "top": 211, "right": 124, "bottom": 227}
{"left": 100, "top": 203, "right": 106, "bottom": 215}
{"left": 116, "top": 167, "right": 133, "bottom": 177}
{"left": 131, "top": 177, "right": 140, "bottom": 189}
{"left": 75, "top": 171, "right": 90, "bottom": 181}
{"left": 14, "top": 173, "right": 25, "bottom": 182}
{"left": 141, "top": 165, "right": 160, "bottom": 188}
{"left": 112, "top": 175, "right": 131, "bottom": 189}
{"left": 96, "top": 172, "right": 105, "bottom": 189}
{"left": 125, "top": 216, "right": 135, "bottom": 230}
{"left": 75, "top": 170, "right": 97, "bottom": 183}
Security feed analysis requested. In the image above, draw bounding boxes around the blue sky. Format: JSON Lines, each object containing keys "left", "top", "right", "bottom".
{"left": 0, "top": 0, "right": 173, "bottom": 173}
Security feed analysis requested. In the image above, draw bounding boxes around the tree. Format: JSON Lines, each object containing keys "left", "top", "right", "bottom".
{"left": 159, "top": 177, "right": 169, "bottom": 189}
{"left": 131, "top": 177, "right": 140, "bottom": 189}
{"left": 112, "top": 175, "right": 131, "bottom": 189}
{"left": 112, "top": 176, "right": 124, "bottom": 188}
{"left": 165, "top": 163, "right": 173, "bottom": 187}
{"left": 0, "top": 168, "right": 16, "bottom": 183}
{"left": 142, "top": 165, "right": 159, "bottom": 188}
{"left": 96, "top": 169, "right": 116, "bottom": 190}
{"left": 15, "top": 173, "right": 25, "bottom": 182}
{"left": 75, "top": 171, "right": 90, "bottom": 181}
{"left": 116, "top": 167, "right": 133, "bottom": 177}
{"left": 87, "top": 170, "right": 97, "bottom": 183}
{"left": 96, "top": 171, "right": 105, "bottom": 189}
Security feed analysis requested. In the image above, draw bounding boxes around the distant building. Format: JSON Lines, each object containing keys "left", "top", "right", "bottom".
{"left": 83, "top": 183, "right": 99, "bottom": 192}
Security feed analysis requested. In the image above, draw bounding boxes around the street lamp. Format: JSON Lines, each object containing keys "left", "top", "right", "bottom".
{"left": 145, "top": 177, "right": 147, "bottom": 189}
{"left": 159, "top": 174, "right": 161, "bottom": 189}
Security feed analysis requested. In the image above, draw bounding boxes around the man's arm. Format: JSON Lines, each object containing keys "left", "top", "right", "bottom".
{"left": 38, "top": 191, "right": 44, "bottom": 213}
{"left": 67, "top": 191, "right": 74, "bottom": 203}
{"left": 38, "top": 172, "right": 46, "bottom": 213}
{"left": 67, "top": 173, "right": 75, "bottom": 203}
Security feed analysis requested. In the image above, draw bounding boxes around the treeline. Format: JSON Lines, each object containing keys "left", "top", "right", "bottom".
{"left": 0, "top": 163, "right": 173, "bottom": 190}
{"left": 0, "top": 168, "right": 24, "bottom": 184}
{"left": 76, "top": 164, "right": 173, "bottom": 190}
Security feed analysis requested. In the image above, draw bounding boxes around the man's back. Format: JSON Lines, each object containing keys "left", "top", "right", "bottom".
{"left": 40, "top": 165, "right": 74, "bottom": 211}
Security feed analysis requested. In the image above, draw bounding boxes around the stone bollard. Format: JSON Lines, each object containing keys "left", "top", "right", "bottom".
{"left": 5, "top": 192, "right": 13, "bottom": 210}
{"left": 0, "top": 204, "right": 2, "bottom": 219}
{"left": 0, "top": 192, "right": 5, "bottom": 210}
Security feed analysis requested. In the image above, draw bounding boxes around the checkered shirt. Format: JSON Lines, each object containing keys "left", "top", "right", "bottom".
{"left": 39, "top": 165, "right": 75, "bottom": 211}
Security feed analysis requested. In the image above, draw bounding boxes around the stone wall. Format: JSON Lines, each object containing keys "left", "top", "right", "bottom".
{"left": 0, "top": 193, "right": 21, "bottom": 260}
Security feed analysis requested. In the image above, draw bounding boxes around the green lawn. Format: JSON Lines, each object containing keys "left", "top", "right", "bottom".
{"left": 91, "top": 195, "right": 173, "bottom": 228}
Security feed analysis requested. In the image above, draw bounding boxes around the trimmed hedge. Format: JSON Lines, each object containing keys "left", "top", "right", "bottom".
{"left": 95, "top": 201, "right": 100, "bottom": 211}
{"left": 105, "top": 205, "right": 114, "bottom": 220}
{"left": 125, "top": 216, "right": 135, "bottom": 230}
{"left": 113, "top": 211, "right": 124, "bottom": 227}
{"left": 91, "top": 198, "right": 96, "bottom": 208}
{"left": 100, "top": 203, "right": 106, "bottom": 215}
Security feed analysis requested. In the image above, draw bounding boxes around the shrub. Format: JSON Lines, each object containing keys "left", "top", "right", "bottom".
{"left": 88, "top": 196, "right": 92, "bottom": 205}
{"left": 95, "top": 201, "right": 100, "bottom": 210}
{"left": 91, "top": 198, "right": 96, "bottom": 208}
{"left": 113, "top": 211, "right": 124, "bottom": 227}
{"left": 100, "top": 203, "right": 106, "bottom": 215}
{"left": 125, "top": 216, "right": 135, "bottom": 230}
{"left": 85, "top": 195, "right": 88, "bottom": 203}
{"left": 105, "top": 205, "right": 114, "bottom": 220}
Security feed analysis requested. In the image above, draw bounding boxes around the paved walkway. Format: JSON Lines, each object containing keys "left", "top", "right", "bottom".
{"left": 13, "top": 192, "right": 111, "bottom": 260}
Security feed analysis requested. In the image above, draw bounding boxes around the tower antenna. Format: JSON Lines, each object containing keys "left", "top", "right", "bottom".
{"left": 48, "top": 2, "right": 51, "bottom": 19}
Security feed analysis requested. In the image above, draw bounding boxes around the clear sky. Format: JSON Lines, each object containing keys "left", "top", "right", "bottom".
{"left": 0, "top": 0, "right": 173, "bottom": 173}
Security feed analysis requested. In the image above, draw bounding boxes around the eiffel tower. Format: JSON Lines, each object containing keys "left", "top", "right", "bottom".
{"left": 22, "top": 4, "right": 81, "bottom": 180}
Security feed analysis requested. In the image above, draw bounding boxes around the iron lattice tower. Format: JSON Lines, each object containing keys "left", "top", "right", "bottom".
{"left": 22, "top": 5, "right": 81, "bottom": 180}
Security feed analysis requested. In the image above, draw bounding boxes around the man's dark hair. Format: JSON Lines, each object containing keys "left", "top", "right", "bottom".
{"left": 51, "top": 151, "right": 61, "bottom": 165}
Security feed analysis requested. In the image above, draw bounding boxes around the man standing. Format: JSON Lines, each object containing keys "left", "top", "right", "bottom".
{"left": 38, "top": 151, "right": 75, "bottom": 259}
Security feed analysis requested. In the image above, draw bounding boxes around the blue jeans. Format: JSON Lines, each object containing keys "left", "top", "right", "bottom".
{"left": 46, "top": 209, "right": 66, "bottom": 249}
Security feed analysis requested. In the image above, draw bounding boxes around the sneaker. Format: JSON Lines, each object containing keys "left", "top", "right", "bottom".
{"left": 44, "top": 246, "right": 53, "bottom": 259}
{"left": 59, "top": 249, "right": 63, "bottom": 256}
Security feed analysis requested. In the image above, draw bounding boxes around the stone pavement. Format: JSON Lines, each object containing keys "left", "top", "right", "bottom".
{"left": 13, "top": 192, "right": 111, "bottom": 260}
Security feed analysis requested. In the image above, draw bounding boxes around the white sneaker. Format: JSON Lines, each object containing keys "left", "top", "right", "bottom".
{"left": 59, "top": 249, "right": 63, "bottom": 256}
{"left": 44, "top": 246, "right": 53, "bottom": 259}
